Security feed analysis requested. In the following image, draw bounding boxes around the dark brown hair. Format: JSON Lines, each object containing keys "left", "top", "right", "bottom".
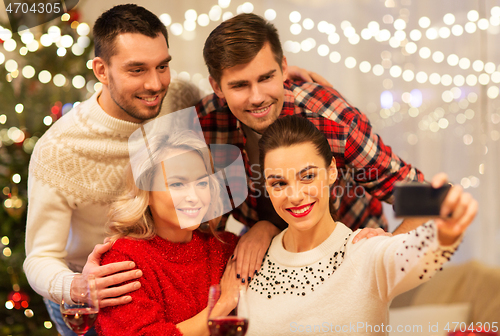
{"left": 259, "top": 116, "right": 333, "bottom": 169}
{"left": 203, "top": 13, "right": 283, "bottom": 84}
{"left": 93, "top": 4, "right": 169, "bottom": 64}
{"left": 258, "top": 115, "right": 338, "bottom": 219}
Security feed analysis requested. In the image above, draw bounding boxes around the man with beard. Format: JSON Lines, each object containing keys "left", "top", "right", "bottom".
{"left": 23, "top": 5, "right": 170, "bottom": 335}
{"left": 195, "top": 13, "right": 425, "bottom": 282}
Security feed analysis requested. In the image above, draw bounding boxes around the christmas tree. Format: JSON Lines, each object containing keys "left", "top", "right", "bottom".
{"left": 1, "top": 7, "right": 94, "bottom": 335}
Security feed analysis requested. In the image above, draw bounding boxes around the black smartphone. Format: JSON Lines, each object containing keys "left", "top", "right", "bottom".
{"left": 393, "top": 182, "right": 451, "bottom": 218}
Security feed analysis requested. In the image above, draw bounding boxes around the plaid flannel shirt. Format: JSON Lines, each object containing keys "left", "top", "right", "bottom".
{"left": 196, "top": 80, "right": 424, "bottom": 231}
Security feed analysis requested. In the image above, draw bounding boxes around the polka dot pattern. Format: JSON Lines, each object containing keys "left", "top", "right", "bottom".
{"left": 249, "top": 234, "right": 352, "bottom": 298}
{"left": 394, "top": 221, "right": 459, "bottom": 283}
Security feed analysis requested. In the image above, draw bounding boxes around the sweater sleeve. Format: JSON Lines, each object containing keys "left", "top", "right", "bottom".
{"left": 96, "top": 248, "right": 184, "bottom": 336}
{"left": 23, "top": 175, "right": 76, "bottom": 304}
{"left": 343, "top": 109, "right": 425, "bottom": 202}
{"left": 295, "top": 82, "right": 425, "bottom": 202}
{"left": 350, "top": 221, "right": 461, "bottom": 302}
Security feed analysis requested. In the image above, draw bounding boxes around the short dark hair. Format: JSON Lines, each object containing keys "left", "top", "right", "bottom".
{"left": 258, "top": 116, "right": 338, "bottom": 220}
{"left": 203, "top": 13, "right": 283, "bottom": 84}
{"left": 93, "top": 4, "right": 169, "bottom": 64}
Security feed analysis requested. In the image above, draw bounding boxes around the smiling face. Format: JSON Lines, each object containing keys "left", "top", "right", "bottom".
{"left": 93, "top": 33, "right": 171, "bottom": 123}
{"left": 264, "top": 142, "right": 337, "bottom": 233}
{"left": 209, "top": 42, "right": 288, "bottom": 134}
{"left": 148, "top": 149, "right": 212, "bottom": 240}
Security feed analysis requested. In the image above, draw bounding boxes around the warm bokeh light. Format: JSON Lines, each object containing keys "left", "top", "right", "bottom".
{"left": 264, "top": 9, "right": 276, "bottom": 21}
{"left": 290, "top": 23, "right": 302, "bottom": 35}
{"left": 419, "top": 16, "right": 431, "bottom": 28}
{"left": 345, "top": 57, "right": 356, "bottom": 69}
{"left": 160, "top": 13, "right": 172, "bottom": 26}
{"left": 170, "top": 23, "right": 183, "bottom": 36}
{"left": 443, "top": 13, "right": 455, "bottom": 25}
{"left": 289, "top": 11, "right": 301, "bottom": 23}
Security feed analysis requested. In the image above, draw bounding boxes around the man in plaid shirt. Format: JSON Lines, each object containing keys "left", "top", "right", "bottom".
{"left": 196, "top": 13, "right": 425, "bottom": 281}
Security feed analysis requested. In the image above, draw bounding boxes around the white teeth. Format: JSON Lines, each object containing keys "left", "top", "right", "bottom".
{"left": 141, "top": 97, "right": 156, "bottom": 102}
{"left": 180, "top": 209, "right": 199, "bottom": 214}
{"left": 250, "top": 106, "right": 268, "bottom": 114}
{"left": 290, "top": 204, "right": 311, "bottom": 214}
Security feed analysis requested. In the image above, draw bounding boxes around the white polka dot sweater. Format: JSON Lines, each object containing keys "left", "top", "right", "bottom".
{"left": 246, "top": 221, "right": 460, "bottom": 336}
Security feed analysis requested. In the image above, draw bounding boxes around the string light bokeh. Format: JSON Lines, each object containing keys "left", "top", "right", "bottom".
{"left": 0, "top": 2, "right": 499, "bottom": 332}
{"left": 2, "top": 0, "right": 499, "bottom": 257}
{"left": 128, "top": 0, "right": 500, "bottom": 196}
{"left": 1, "top": 7, "right": 94, "bottom": 331}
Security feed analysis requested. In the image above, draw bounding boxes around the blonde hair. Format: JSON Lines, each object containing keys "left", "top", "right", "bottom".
{"left": 107, "top": 131, "right": 224, "bottom": 241}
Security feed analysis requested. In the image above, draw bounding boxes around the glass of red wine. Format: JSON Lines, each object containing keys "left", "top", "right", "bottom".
{"left": 207, "top": 284, "right": 249, "bottom": 336}
{"left": 60, "top": 274, "right": 99, "bottom": 335}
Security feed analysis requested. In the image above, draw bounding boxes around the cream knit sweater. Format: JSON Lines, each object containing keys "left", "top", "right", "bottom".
{"left": 246, "top": 221, "right": 460, "bottom": 336}
{"left": 24, "top": 90, "right": 140, "bottom": 303}
{"left": 23, "top": 80, "right": 202, "bottom": 304}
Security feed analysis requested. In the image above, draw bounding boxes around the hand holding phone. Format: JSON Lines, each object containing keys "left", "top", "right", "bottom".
{"left": 394, "top": 173, "right": 478, "bottom": 246}
{"left": 394, "top": 182, "right": 451, "bottom": 218}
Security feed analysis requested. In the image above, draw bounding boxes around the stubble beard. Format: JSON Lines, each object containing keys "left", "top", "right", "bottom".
{"left": 108, "top": 79, "right": 167, "bottom": 122}
{"left": 112, "top": 91, "right": 166, "bottom": 122}
{"left": 248, "top": 101, "right": 280, "bottom": 134}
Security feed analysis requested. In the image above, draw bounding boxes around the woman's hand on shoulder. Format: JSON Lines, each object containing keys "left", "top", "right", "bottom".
{"left": 232, "top": 220, "right": 279, "bottom": 285}
{"left": 216, "top": 259, "right": 241, "bottom": 316}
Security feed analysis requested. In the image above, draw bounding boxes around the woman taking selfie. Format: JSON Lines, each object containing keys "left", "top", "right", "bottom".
{"left": 246, "top": 116, "right": 477, "bottom": 335}
{"left": 96, "top": 131, "right": 240, "bottom": 336}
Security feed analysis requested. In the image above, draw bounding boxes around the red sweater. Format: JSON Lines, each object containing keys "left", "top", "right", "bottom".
{"left": 96, "top": 231, "right": 238, "bottom": 336}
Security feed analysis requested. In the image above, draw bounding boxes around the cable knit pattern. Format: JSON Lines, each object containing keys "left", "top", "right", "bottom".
{"left": 24, "top": 89, "right": 142, "bottom": 303}
{"left": 29, "top": 78, "right": 202, "bottom": 205}
{"left": 29, "top": 92, "right": 139, "bottom": 205}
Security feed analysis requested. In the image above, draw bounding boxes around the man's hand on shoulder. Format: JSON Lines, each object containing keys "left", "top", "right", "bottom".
{"left": 286, "top": 65, "right": 333, "bottom": 87}
{"left": 81, "top": 241, "right": 143, "bottom": 308}
{"left": 352, "top": 227, "right": 392, "bottom": 243}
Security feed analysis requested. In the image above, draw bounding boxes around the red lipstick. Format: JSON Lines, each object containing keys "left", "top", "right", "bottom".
{"left": 286, "top": 202, "right": 315, "bottom": 218}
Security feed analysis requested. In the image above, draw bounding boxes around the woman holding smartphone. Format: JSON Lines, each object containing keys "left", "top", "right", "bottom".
{"left": 245, "top": 116, "right": 477, "bottom": 335}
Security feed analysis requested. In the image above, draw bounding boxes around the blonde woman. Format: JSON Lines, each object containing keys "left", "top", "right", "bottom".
{"left": 96, "top": 131, "right": 240, "bottom": 336}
